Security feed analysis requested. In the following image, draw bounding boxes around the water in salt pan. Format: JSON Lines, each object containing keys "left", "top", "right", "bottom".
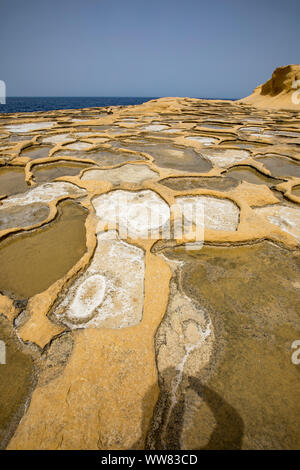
{"left": 6, "top": 122, "right": 55, "bottom": 133}
{"left": 82, "top": 163, "right": 158, "bottom": 185}
{"left": 185, "top": 136, "right": 219, "bottom": 145}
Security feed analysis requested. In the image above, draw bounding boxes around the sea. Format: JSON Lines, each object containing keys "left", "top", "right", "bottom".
{"left": 0, "top": 97, "right": 158, "bottom": 114}
{"left": 0, "top": 96, "right": 236, "bottom": 114}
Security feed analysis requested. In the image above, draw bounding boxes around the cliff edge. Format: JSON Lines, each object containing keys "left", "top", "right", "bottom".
{"left": 239, "top": 64, "right": 300, "bottom": 110}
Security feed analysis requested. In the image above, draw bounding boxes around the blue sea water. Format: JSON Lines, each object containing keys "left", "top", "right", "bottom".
{"left": 0, "top": 97, "right": 158, "bottom": 114}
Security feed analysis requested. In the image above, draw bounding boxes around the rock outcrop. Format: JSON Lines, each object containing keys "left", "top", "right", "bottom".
{"left": 240, "top": 64, "right": 300, "bottom": 109}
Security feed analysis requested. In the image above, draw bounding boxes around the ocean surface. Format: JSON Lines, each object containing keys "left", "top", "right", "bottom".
{"left": 0, "top": 96, "right": 237, "bottom": 114}
{"left": 0, "top": 97, "right": 158, "bottom": 114}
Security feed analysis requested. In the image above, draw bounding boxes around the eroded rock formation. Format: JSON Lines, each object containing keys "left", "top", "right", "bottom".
{"left": 240, "top": 64, "right": 300, "bottom": 110}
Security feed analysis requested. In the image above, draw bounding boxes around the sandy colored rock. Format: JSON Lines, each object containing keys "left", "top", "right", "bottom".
{"left": 240, "top": 65, "right": 300, "bottom": 110}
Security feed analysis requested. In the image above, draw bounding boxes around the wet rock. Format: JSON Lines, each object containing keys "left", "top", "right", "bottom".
{"left": 38, "top": 332, "right": 74, "bottom": 386}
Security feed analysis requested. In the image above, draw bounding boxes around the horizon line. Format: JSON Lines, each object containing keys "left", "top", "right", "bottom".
{"left": 5, "top": 96, "right": 240, "bottom": 100}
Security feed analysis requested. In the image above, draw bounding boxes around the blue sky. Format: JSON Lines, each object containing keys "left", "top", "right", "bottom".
{"left": 1, "top": 0, "right": 299, "bottom": 98}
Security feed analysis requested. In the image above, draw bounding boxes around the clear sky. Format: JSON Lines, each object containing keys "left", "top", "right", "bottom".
{"left": 1, "top": 0, "right": 299, "bottom": 98}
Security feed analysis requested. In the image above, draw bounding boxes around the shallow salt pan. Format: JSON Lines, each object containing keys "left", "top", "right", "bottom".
{"left": 92, "top": 189, "right": 170, "bottom": 238}
{"left": 5, "top": 122, "right": 55, "bottom": 133}
{"left": 254, "top": 205, "right": 300, "bottom": 241}
{"left": 73, "top": 132, "right": 94, "bottom": 137}
{"left": 52, "top": 231, "right": 145, "bottom": 328}
{"left": 200, "top": 149, "right": 249, "bottom": 168}
{"left": 261, "top": 132, "right": 274, "bottom": 138}
{"left": 71, "top": 118, "right": 95, "bottom": 123}
{"left": 142, "top": 124, "right": 168, "bottom": 132}
{"left": 239, "top": 127, "right": 263, "bottom": 133}
{"left": 64, "top": 142, "right": 94, "bottom": 151}
{"left": 0, "top": 203, "right": 50, "bottom": 231}
{"left": 243, "top": 118, "right": 264, "bottom": 123}
{"left": 0, "top": 181, "right": 85, "bottom": 209}
{"left": 185, "top": 136, "right": 218, "bottom": 145}
{"left": 176, "top": 195, "right": 239, "bottom": 231}
{"left": 250, "top": 133, "right": 273, "bottom": 138}
{"left": 42, "top": 133, "right": 71, "bottom": 144}
{"left": 161, "top": 128, "right": 181, "bottom": 133}
{"left": 266, "top": 130, "right": 300, "bottom": 138}
{"left": 116, "top": 120, "right": 138, "bottom": 126}
{"left": 82, "top": 163, "right": 158, "bottom": 185}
